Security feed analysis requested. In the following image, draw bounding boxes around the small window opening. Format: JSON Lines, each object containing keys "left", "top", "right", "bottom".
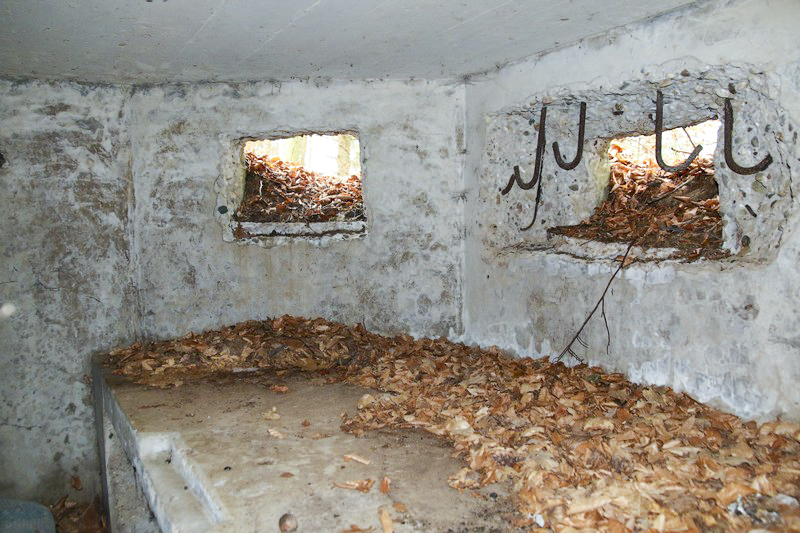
{"left": 234, "top": 133, "right": 364, "bottom": 224}
{"left": 549, "top": 119, "right": 728, "bottom": 260}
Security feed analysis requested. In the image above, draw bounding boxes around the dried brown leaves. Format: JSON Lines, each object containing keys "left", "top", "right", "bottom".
{"left": 234, "top": 155, "right": 365, "bottom": 223}
{"left": 378, "top": 507, "right": 394, "bottom": 533}
{"left": 50, "top": 496, "right": 105, "bottom": 533}
{"left": 335, "top": 479, "right": 376, "bottom": 493}
{"left": 549, "top": 145, "right": 729, "bottom": 261}
{"left": 107, "top": 316, "right": 800, "bottom": 531}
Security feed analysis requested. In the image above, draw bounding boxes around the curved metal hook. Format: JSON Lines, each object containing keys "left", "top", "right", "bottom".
{"left": 520, "top": 107, "right": 548, "bottom": 231}
{"left": 723, "top": 98, "right": 773, "bottom": 175}
{"left": 655, "top": 90, "right": 703, "bottom": 173}
{"left": 499, "top": 165, "right": 530, "bottom": 195}
{"left": 552, "top": 102, "right": 586, "bottom": 170}
{"left": 500, "top": 107, "right": 548, "bottom": 195}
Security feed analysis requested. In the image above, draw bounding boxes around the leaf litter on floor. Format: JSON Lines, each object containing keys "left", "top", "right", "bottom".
{"left": 107, "top": 315, "right": 800, "bottom": 531}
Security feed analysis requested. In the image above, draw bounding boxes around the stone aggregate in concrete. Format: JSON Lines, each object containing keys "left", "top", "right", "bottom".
{"left": 462, "top": 0, "right": 800, "bottom": 423}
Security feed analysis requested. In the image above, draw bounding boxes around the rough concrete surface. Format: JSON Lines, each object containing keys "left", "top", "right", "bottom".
{"left": 0, "top": 79, "right": 139, "bottom": 502}
{"left": 478, "top": 65, "right": 797, "bottom": 260}
{"left": 129, "top": 80, "right": 465, "bottom": 342}
{"left": 98, "top": 370, "right": 516, "bottom": 532}
{"left": 462, "top": 0, "right": 800, "bottom": 422}
{"left": 1, "top": 77, "right": 466, "bottom": 503}
{"left": 2, "top": 0, "right": 800, "bottom": 514}
{"left": 101, "top": 410, "right": 160, "bottom": 533}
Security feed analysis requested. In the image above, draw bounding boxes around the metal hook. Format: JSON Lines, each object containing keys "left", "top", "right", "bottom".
{"left": 552, "top": 102, "right": 586, "bottom": 170}
{"left": 500, "top": 107, "right": 548, "bottom": 195}
{"left": 499, "top": 165, "right": 530, "bottom": 194}
{"left": 723, "top": 98, "right": 773, "bottom": 175}
{"left": 655, "top": 90, "right": 703, "bottom": 173}
{"left": 520, "top": 107, "right": 548, "bottom": 231}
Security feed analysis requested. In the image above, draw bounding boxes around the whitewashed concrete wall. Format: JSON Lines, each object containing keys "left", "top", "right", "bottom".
{"left": 0, "top": 80, "right": 139, "bottom": 501}
{"left": 462, "top": 0, "right": 800, "bottom": 422}
{"left": 3, "top": 0, "right": 799, "bottom": 508}
{"left": 0, "top": 78, "right": 466, "bottom": 502}
{"left": 129, "top": 80, "right": 465, "bottom": 340}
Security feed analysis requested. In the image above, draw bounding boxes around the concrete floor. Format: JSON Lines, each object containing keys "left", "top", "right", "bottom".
{"left": 95, "top": 367, "right": 519, "bottom": 532}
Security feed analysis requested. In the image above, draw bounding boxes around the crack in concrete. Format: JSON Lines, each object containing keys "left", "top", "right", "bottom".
{"left": 0, "top": 420, "right": 41, "bottom": 431}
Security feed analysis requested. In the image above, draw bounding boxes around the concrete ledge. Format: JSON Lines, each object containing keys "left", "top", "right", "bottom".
{"left": 93, "top": 363, "right": 517, "bottom": 532}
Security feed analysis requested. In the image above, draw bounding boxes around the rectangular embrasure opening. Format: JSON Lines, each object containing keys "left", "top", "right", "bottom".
{"left": 549, "top": 119, "right": 726, "bottom": 260}
{"left": 231, "top": 132, "right": 366, "bottom": 239}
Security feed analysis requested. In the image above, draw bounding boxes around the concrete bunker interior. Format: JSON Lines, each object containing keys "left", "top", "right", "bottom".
{"left": 2, "top": 1, "right": 800, "bottom": 532}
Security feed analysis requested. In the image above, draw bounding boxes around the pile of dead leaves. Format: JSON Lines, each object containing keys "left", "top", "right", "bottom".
{"left": 234, "top": 154, "right": 365, "bottom": 223}
{"left": 549, "top": 143, "right": 729, "bottom": 261}
{"left": 108, "top": 316, "right": 800, "bottom": 532}
{"left": 109, "top": 316, "right": 378, "bottom": 381}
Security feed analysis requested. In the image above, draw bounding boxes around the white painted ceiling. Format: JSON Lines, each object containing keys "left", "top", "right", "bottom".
{"left": 1, "top": 0, "right": 697, "bottom": 84}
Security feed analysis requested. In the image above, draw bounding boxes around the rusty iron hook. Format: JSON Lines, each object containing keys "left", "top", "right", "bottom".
{"left": 500, "top": 107, "right": 548, "bottom": 195}
{"left": 521, "top": 107, "right": 548, "bottom": 231}
{"left": 499, "top": 165, "right": 528, "bottom": 194}
{"left": 723, "top": 98, "right": 773, "bottom": 175}
{"left": 498, "top": 106, "right": 548, "bottom": 232}
{"left": 655, "top": 90, "right": 703, "bottom": 173}
{"left": 552, "top": 101, "right": 586, "bottom": 170}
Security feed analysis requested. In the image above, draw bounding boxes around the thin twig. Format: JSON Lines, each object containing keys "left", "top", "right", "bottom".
{"left": 647, "top": 171, "right": 701, "bottom": 205}
{"left": 601, "top": 297, "right": 610, "bottom": 354}
{"left": 557, "top": 241, "right": 636, "bottom": 363}
{"left": 681, "top": 126, "right": 697, "bottom": 149}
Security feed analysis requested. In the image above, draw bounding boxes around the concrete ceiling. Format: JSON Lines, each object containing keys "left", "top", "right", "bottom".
{"left": 1, "top": 0, "right": 698, "bottom": 84}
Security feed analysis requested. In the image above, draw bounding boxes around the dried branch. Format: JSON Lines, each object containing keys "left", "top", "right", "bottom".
{"left": 601, "top": 296, "right": 610, "bottom": 354}
{"left": 557, "top": 240, "right": 636, "bottom": 363}
{"left": 646, "top": 171, "right": 701, "bottom": 205}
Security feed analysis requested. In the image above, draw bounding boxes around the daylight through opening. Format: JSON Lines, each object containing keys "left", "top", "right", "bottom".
{"left": 549, "top": 119, "right": 727, "bottom": 260}
{"left": 234, "top": 133, "right": 364, "bottom": 224}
